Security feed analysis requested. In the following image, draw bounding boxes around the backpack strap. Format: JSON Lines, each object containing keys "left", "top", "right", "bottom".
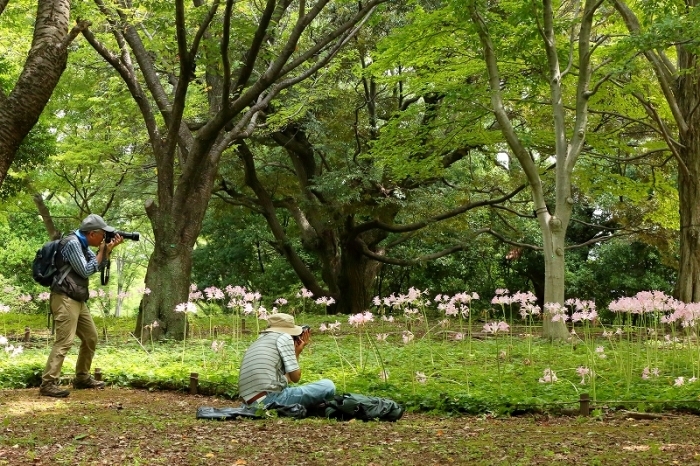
{"left": 55, "top": 234, "right": 80, "bottom": 285}
{"left": 56, "top": 264, "right": 71, "bottom": 285}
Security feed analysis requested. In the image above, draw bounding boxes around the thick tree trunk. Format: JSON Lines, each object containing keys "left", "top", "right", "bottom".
{"left": 676, "top": 47, "right": 700, "bottom": 302}
{"left": 334, "top": 240, "right": 382, "bottom": 314}
{"left": 138, "top": 244, "right": 191, "bottom": 340}
{"left": 136, "top": 154, "right": 216, "bottom": 340}
{"left": 677, "top": 155, "right": 700, "bottom": 302}
{"left": 0, "top": 0, "right": 77, "bottom": 188}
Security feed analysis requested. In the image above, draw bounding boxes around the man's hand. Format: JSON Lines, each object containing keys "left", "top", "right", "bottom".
{"left": 106, "top": 234, "right": 124, "bottom": 253}
{"left": 294, "top": 329, "right": 311, "bottom": 358}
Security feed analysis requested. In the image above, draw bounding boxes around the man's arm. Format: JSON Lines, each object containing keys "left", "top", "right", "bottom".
{"left": 62, "top": 239, "right": 98, "bottom": 278}
{"left": 286, "top": 330, "right": 310, "bottom": 383}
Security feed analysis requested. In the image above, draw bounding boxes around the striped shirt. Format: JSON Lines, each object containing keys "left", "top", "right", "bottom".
{"left": 61, "top": 231, "right": 100, "bottom": 278}
{"left": 238, "top": 331, "right": 299, "bottom": 402}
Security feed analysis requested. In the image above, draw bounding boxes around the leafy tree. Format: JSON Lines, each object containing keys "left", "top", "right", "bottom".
{"left": 612, "top": 0, "right": 700, "bottom": 302}
{"left": 465, "top": 0, "right": 620, "bottom": 338}
{"left": 79, "top": 0, "right": 391, "bottom": 338}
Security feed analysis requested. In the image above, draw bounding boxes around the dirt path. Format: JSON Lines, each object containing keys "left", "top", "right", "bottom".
{"left": 1, "top": 388, "right": 699, "bottom": 465}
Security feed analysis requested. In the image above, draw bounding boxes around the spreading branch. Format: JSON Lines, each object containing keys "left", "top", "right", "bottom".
{"left": 352, "top": 184, "right": 528, "bottom": 236}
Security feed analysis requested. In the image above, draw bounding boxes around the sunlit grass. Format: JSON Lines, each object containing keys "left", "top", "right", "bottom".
{"left": 3, "top": 311, "right": 700, "bottom": 414}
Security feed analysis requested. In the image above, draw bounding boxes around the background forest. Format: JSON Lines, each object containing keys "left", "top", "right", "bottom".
{"left": 0, "top": 0, "right": 694, "bottom": 331}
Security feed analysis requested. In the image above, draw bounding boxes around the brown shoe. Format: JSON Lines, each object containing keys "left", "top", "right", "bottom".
{"left": 39, "top": 383, "right": 70, "bottom": 398}
{"left": 73, "top": 377, "right": 105, "bottom": 390}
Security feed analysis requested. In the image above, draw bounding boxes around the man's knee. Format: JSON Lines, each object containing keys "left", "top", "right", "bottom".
{"left": 80, "top": 330, "right": 98, "bottom": 349}
{"left": 319, "top": 378, "right": 336, "bottom": 397}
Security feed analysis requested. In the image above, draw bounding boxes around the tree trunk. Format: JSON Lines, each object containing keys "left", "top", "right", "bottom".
{"left": 334, "top": 240, "right": 382, "bottom": 315}
{"left": 677, "top": 154, "right": 700, "bottom": 302}
{"left": 541, "top": 221, "right": 570, "bottom": 340}
{"left": 0, "top": 0, "right": 81, "bottom": 189}
{"left": 136, "top": 155, "right": 216, "bottom": 340}
{"left": 138, "top": 244, "right": 191, "bottom": 340}
{"left": 676, "top": 46, "right": 700, "bottom": 302}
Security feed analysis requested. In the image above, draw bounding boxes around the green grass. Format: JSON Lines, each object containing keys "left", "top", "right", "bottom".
{"left": 2, "top": 312, "right": 700, "bottom": 415}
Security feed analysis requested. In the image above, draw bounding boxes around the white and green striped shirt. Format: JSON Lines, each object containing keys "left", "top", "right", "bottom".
{"left": 238, "top": 331, "right": 299, "bottom": 402}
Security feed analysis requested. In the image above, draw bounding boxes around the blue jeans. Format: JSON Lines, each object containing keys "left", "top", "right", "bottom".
{"left": 259, "top": 379, "right": 335, "bottom": 409}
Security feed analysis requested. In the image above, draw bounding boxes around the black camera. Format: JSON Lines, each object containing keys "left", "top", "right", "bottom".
{"left": 106, "top": 230, "right": 140, "bottom": 242}
{"left": 294, "top": 325, "right": 311, "bottom": 341}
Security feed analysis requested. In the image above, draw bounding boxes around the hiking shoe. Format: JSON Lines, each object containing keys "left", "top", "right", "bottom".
{"left": 73, "top": 377, "right": 105, "bottom": 390}
{"left": 39, "top": 383, "right": 70, "bottom": 398}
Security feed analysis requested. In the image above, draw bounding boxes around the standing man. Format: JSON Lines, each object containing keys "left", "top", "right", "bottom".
{"left": 39, "top": 214, "right": 123, "bottom": 397}
{"left": 238, "top": 313, "right": 335, "bottom": 409}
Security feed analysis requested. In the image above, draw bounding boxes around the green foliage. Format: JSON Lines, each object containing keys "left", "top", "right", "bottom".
{"left": 567, "top": 240, "right": 676, "bottom": 308}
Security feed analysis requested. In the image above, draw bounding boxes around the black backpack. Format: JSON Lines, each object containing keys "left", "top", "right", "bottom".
{"left": 324, "top": 393, "right": 405, "bottom": 422}
{"left": 32, "top": 238, "right": 70, "bottom": 287}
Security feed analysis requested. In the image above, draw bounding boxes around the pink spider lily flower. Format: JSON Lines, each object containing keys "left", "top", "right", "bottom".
{"left": 315, "top": 296, "right": 336, "bottom": 306}
{"left": 674, "top": 377, "right": 685, "bottom": 387}
{"left": 204, "top": 286, "right": 225, "bottom": 301}
{"left": 37, "top": 292, "right": 51, "bottom": 301}
{"left": 376, "top": 333, "right": 388, "bottom": 342}
{"left": 415, "top": 372, "right": 427, "bottom": 384}
{"left": 483, "top": 321, "right": 510, "bottom": 334}
{"left": 544, "top": 302, "right": 569, "bottom": 322}
{"left": 296, "top": 287, "right": 314, "bottom": 299}
{"left": 539, "top": 368, "right": 558, "bottom": 383}
{"left": 174, "top": 302, "right": 197, "bottom": 314}
{"left": 595, "top": 346, "right": 606, "bottom": 358}
{"left": 348, "top": 311, "right": 374, "bottom": 326}
{"left": 576, "top": 366, "right": 590, "bottom": 384}
{"left": 328, "top": 321, "right": 341, "bottom": 331}
{"left": 402, "top": 331, "right": 414, "bottom": 344}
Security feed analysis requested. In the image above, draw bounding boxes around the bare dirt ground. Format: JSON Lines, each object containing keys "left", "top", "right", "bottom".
{"left": 1, "top": 387, "right": 699, "bottom": 465}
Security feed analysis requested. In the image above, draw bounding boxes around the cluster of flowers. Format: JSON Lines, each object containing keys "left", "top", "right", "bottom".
{"left": 0, "top": 335, "right": 23, "bottom": 358}
{"left": 609, "top": 291, "right": 700, "bottom": 327}
{"left": 0, "top": 304, "right": 22, "bottom": 357}
{"left": 435, "top": 292, "right": 479, "bottom": 318}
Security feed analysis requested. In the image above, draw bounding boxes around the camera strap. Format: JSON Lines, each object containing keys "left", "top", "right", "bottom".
{"left": 101, "top": 259, "right": 110, "bottom": 286}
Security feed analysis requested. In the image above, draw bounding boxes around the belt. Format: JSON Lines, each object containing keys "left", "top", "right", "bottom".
{"left": 245, "top": 391, "right": 267, "bottom": 404}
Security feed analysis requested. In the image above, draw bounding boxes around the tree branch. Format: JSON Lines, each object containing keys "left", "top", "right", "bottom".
{"left": 353, "top": 184, "right": 528, "bottom": 236}
{"left": 356, "top": 229, "right": 491, "bottom": 266}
